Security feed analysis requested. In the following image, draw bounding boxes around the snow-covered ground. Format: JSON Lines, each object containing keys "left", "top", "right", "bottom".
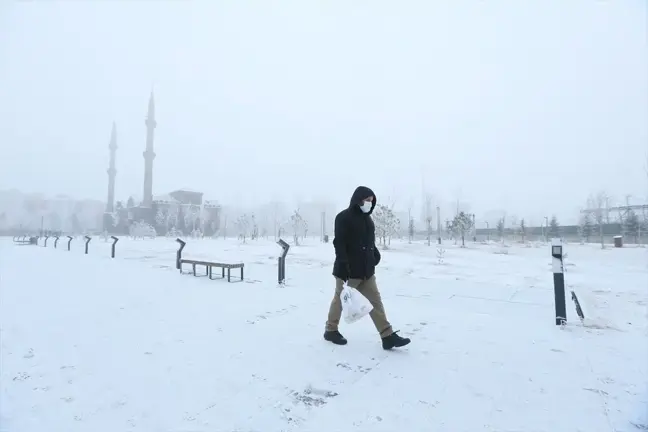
{"left": 1, "top": 236, "right": 646, "bottom": 432}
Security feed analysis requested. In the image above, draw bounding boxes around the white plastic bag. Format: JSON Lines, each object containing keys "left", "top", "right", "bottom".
{"left": 341, "top": 284, "right": 373, "bottom": 324}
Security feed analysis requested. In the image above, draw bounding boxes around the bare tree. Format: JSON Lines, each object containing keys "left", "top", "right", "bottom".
{"left": 290, "top": 209, "right": 306, "bottom": 246}
{"left": 236, "top": 214, "right": 250, "bottom": 243}
{"left": 586, "top": 192, "right": 607, "bottom": 248}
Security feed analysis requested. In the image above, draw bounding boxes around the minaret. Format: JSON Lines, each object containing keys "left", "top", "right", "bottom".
{"left": 106, "top": 122, "right": 117, "bottom": 213}
{"left": 142, "top": 91, "right": 156, "bottom": 208}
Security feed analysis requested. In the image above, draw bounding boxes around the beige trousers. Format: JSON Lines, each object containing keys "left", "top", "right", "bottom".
{"left": 325, "top": 275, "right": 393, "bottom": 338}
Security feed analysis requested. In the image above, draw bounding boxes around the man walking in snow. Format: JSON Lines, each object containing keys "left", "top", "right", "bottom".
{"left": 324, "top": 186, "right": 411, "bottom": 350}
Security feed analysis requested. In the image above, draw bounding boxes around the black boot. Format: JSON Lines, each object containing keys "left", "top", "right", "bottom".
{"left": 323, "top": 330, "right": 348, "bottom": 345}
{"left": 382, "top": 331, "right": 411, "bottom": 350}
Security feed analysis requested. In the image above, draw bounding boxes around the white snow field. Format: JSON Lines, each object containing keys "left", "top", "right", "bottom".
{"left": 1, "top": 236, "right": 646, "bottom": 432}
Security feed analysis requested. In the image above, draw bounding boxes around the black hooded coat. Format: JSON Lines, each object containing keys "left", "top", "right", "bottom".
{"left": 332, "top": 186, "right": 381, "bottom": 281}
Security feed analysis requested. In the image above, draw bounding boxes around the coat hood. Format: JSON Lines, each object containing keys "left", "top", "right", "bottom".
{"left": 349, "top": 186, "right": 376, "bottom": 214}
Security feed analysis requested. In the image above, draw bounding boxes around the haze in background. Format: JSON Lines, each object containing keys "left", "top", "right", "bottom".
{"left": 1, "top": 0, "right": 646, "bottom": 224}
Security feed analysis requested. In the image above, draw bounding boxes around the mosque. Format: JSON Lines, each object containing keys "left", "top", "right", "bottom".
{"left": 103, "top": 93, "right": 221, "bottom": 235}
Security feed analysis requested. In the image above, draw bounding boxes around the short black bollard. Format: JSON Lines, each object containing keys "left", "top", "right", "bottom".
{"left": 176, "top": 238, "right": 186, "bottom": 270}
{"left": 44, "top": 236, "right": 50, "bottom": 247}
{"left": 54, "top": 236, "right": 60, "bottom": 248}
{"left": 110, "top": 236, "right": 119, "bottom": 258}
{"left": 67, "top": 235, "right": 73, "bottom": 251}
{"left": 84, "top": 236, "right": 91, "bottom": 254}
{"left": 277, "top": 239, "right": 290, "bottom": 284}
{"left": 551, "top": 238, "right": 566, "bottom": 325}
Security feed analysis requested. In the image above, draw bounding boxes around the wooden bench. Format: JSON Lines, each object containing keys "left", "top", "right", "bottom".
{"left": 13, "top": 236, "right": 37, "bottom": 245}
{"left": 179, "top": 259, "right": 244, "bottom": 282}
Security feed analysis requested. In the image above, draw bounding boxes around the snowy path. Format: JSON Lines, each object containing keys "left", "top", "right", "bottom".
{"left": 1, "top": 238, "right": 646, "bottom": 431}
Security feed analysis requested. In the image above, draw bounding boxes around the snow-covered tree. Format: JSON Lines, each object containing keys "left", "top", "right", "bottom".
{"left": 578, "top": 213, "right": 593, "bottom": 243}
{"left": 496, "top": 217, "right": 505, "bottom": 240}
{"left": 586, "top": 192, "right": 607, "bottom": 248}
{"left": 373, "top": 204, "right": 399, "bottom": 248}
{"left": 130, "top": 221, "right": 156, "bottom": 239}
{"left": 449, "top": 211, "right": 473, "bottom": 247}
{"left": 166, "top": 227, "right": 181, "bottom": 238}
{"left": 236, "top": 214, "right": 250, "bottom": 242}
{"left": 408, "top": 216, "right": 415, "bottom": 244}
{"left": 251, "top": 214, "right": 259, "bottom": 240}
{"left": 549, "top": 215, "right": 560, "bottom": 238}
{"left": 184, "top": 205, "right": 199, "bottom": 232}
{"left": 625, "top": 210, "right": 640, "bottom": 244}
{"left": 290, "top": 209, "right": 307, "bottom": 246}
{"left": 155, "top": 208, "right": 166, "bottom": 227}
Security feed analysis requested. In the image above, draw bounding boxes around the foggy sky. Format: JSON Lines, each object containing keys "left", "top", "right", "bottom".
{"left": 1, "top": 1, "right": 646, "bottom": 225}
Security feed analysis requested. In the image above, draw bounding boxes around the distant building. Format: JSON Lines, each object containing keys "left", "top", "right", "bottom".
{"left": 169, "top": 189, "right": 203, "bottom": 206}
{"left": 100, "top": 93, "right": 222, "bottom": 235}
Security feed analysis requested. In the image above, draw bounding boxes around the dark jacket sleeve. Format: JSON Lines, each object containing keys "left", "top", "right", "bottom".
{"left": 374, "top": 247, "right": 381, "bottom": 266}
{"left": 333, "top": 213, "right": 349, "bottom": 265}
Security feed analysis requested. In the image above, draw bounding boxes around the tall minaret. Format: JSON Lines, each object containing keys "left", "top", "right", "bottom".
{"left": 106, "top": 122, "right": 117, "bottom": 213}
{"left": 142, "top": 91, "right": 156, "bottom": 208}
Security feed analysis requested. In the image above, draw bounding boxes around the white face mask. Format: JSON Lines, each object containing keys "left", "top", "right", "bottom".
{"left": 360, "top": 201, "right": 372, "bottom": 213}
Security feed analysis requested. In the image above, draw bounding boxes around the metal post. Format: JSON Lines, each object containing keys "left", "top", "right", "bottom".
{"left": 277, "top": 239, "right": 290, "bottom": 284}
{"left": 176, "top": 238, "right": 186, "bottom": 270}
{"left": 67, "top": 236, "right": 73, "bottom": 251}
{"left": 551, "top": 238, "right": 566, "bottom": 325}
{"left": 110, "top": 236, "right": 119, "bottom": 258}
{"left": 84, "top": 235, "right": 91, "bottom": 254}
{"left": 54, "top": 236, "right": 60, "bottom": 248}
{"left": 44, "top": 236, "right": 49, "bottom": 247}
{"left": 472, "top": 213, "right": 477, "bottom": 242}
